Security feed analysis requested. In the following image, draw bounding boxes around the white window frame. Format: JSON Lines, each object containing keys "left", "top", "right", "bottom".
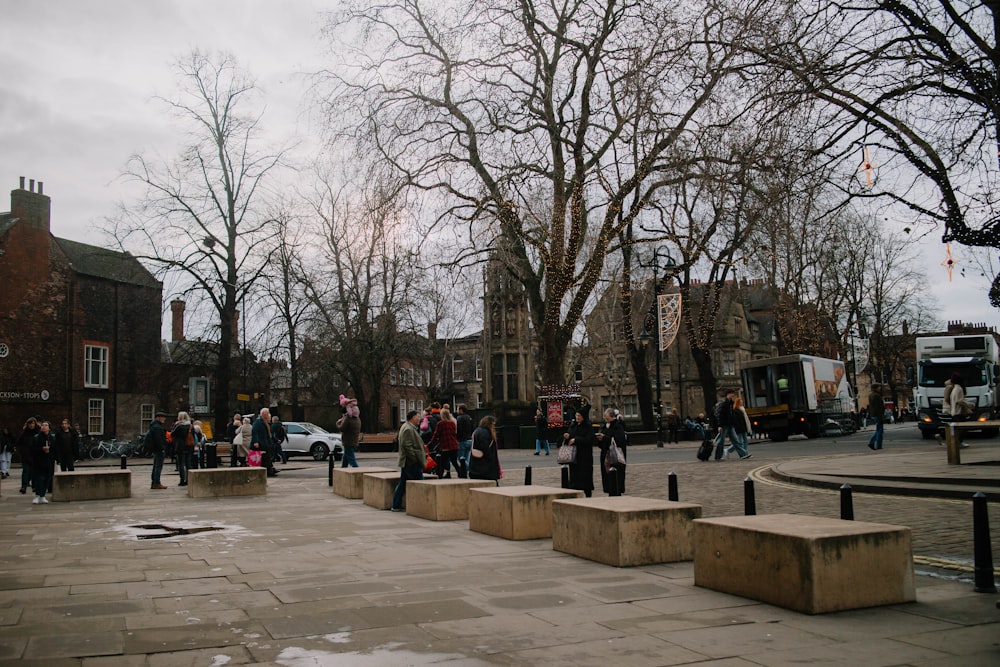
{"left": 399, "top": 399, "right": 406, "bottom": 420}
{"left": 408, "top": 368, "right": 415, "bottom": 386}
{"left": 88, "top": 398, "right": 105, "bottom": 435}
{"left": 416, "top": 368, "right": 423, "bottom": 387}
{"left": 84, "top": 344, "right": 109, "bottom": 388}
{"left": 452, "top": 357, "right": 464, "bottom": 382}
{"left": 622, "top": 395, "right": 639, "bottom": 418}
{"left": 390, "top": 367, "right": 397, "bottom": 385}
{"left": 574, "top": 363, "right": 583, "bottom": 383}
{"left": 722, "top": 351, "right": 736, "bottom": 377}
{"left": 140, "top": 403, "right": 154, "bottom": 434}
{"left": 475, "top": 357, "right": 482, "bottom": 381}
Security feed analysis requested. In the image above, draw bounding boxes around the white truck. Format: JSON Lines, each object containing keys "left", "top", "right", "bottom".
{"left": 913, "top": 335, "right": 1000, "bottom": 438}
{"left": 741, "top": 354, "right": 855, "bottom": 441}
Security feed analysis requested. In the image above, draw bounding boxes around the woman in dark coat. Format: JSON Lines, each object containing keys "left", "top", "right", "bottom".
{"left": 468, "top": 415, "right": 501, "bottom": 484}
{"left": 597, "top": 408, "right": 627, "bottom": 495}
{"left": 16, "top": 416, "right": 39, "bottom": 494}
{"left": 30, "top": 421, "right": 55, "bottom": 503}
{"left": 563, "top": 404, "right": 596, "bottom": 497}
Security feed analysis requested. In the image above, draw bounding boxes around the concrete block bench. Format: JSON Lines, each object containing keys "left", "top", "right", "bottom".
{"left": 469, "top": 485, "right": 583, "bottom": 540}
{"left": 693, "top": 513, "right": 915, "bottom": 614}
{"left": 406, "top": 478, "right": 497, "bottom": 521}
{"left": 363, "top": 471, "right": 401, "bottom": 510}
{"left": 52, "top": 470, "right": 131, "bottom": 502}
{"left": 552, "top": 496, "right": 702, "bottom": 567}
{"left": 187, "top": 468, "right": 266, "bottom": 498}
{"left": 333, "top": 467, "right": 397, "bottom": 499}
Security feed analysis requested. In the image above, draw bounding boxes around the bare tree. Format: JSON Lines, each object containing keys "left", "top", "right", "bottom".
{"left": 751, "top": 0, "right": 1000, "bottom": 304}
{"left": 317, "top": 0, "right": 767, "bottom": 385}
{"left": 299, "top": 167, "right": 423, "bottom": 431}
{"left": 109, "top": 51, "right": 286, "bottom": 435}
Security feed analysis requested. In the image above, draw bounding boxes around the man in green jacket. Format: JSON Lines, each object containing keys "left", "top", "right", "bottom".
{"left": 391, "top": 410, "right": 424, "bottom": 511}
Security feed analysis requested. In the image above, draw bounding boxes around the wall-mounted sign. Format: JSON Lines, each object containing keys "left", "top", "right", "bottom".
{"left": 0, "top": 389, "right": 50, "bottom": 401}
{"left": 189, "top": 377, "right": 210, "bottom": 413}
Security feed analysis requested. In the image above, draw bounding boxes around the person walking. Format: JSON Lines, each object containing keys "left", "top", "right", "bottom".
{"left": 455, "top": 404, "right": 474, "bottom": 471}
{"left": 469, "top": 415, "right": 501, "bottom": 483}
{"left": 391, "top": 410, "right": 425, "bottom": 511}
{"left": 226, "top": 413, "right": 242, "bottom": 467}
{"left": 597, "top": 408, "right": 627, "bottom": 496}
{"left": 53, "top": 419, "right": 78, "bottom": 472}
{"left": 30, "top": 421, "right": 55, "bottom": 504}
{"left": 251, "top": 408, "right": 278, "bottom": 477}
{"left": 725, "top": 397, "right": 752, "bottom": 459}
{"left": 271, "top": 415, "right": 287, "bottom": 465}
{"left": 563, "top": 404, "right": 596, "bottom": 497}
{"left": 666, "top": 408, "right": 681, "bottom": 444}
{"left": 146, "top": 411, "right": 169, "bottom": 489}
{"left": 338, "top": 406, "right": 361, "bottom": 468}
{"left": 428, "top": 407, "right": 463, "bottom": 478}
{"left": 171, "top": 412, "right": 194, "bottom": 486}
{"left": 867, "top": 390, "right": 885, "bottom": 450}
{"left": 0, "top": 425, "right": 15, "bottom": 479}
{"left": 713, "top": 390, "right": 741, "bottom": 460}
{"left": 534, "top": 407, "right": 550, "bottom": 455}
{"left": 16, "top": 417, "right": 39, "bottom": 495}
{"left": 235, "top": 416, "right": 252, "bottom": 466}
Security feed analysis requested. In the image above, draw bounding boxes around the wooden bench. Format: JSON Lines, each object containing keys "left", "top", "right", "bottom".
{"left": 333, "top": 467, "right": 397, "bottom": 499}
{"left": 693, "top": 513, "right": 915, "bottom": 614}
{"left": 406, "top": 478, "right": 497, "bottom": 521}
{"left": 187, "top": 467, "right": 266, "bottom": 498}
{"left": 362, "top": 471, "right": 401, "bottom": 510}
{"left": 52, "top": 470, "right": 131, "bottom": 502}
{"left": 552, "top": 496, "right": 702, "bottom": 567}
{"left": 944, "top": 419, "right": 1000, "bottom": 464}
{"left": 468, "top": 485, "right": 583, "bottom": 540}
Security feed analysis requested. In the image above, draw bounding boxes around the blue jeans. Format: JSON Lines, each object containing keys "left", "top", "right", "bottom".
{"left": 151, "top": 452, "right": 164, "bottom": 485}
{"left": 714, "top": 426, "right": 741, "bottom": 459}
{"left": 535, "top": 438, "right": 550, "bottom": 455}
{"left": 458, "top": 440, "right": 472, "bottom": 470}
{"left": 341, "top": 446, "right": 359, "bottom": 467}
{"left": 724, "top": 432, "right": 750, "bottom": 458}
{"left": 391, "top": 463, "right": 424, "bottom": 510}
{"left": 868, "top": 418, "right": 884, "bottom": 449}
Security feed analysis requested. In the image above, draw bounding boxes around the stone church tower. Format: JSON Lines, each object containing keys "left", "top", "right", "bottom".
{"left": 482, "top": 253, "right": 535, "bottom": 406}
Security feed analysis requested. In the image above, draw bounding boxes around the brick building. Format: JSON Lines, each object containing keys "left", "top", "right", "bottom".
{"left": 0, "top": 177, "right": 162, "bottom": 438}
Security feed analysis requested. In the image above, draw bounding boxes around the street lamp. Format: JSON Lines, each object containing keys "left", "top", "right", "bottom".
{"left": 638, "top": 328, "right": 664, "bottom": 448}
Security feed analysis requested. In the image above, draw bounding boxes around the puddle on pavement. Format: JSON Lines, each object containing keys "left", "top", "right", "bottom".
{"left": 131, "top": 523, "right": 225, "bottom": 540}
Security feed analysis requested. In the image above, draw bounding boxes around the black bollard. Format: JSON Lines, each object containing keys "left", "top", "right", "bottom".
{"left": 973, "top": 492, "right": 997, "bottom": 593}
{"left": 561, "top": 465, "right": 570, "bottom": 489}
{"left": 328, "top": 451, "right": 334, "bottom": 487}
{"left": 840, "top": 484, "right": 854, "bottom": 520}
{"left": 744, "top": 476, "right": 756, "bottom": 515}
{"left": 120, "top": 454, "right": 127, "bottom": 469}
{"left": 667, "top": 471, "right": 679, "bottom": 501}
{"left": 524, "top": 465, "right": 532, "bottom": 485}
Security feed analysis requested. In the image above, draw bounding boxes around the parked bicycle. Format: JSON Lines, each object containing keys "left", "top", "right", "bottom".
{"left": 88, "top": 439, "right": 131, "bottom": 460}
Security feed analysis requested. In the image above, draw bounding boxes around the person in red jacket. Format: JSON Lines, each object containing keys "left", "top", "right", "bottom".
{"left": 429, "top": 408, "right": 464, "bottom": 478}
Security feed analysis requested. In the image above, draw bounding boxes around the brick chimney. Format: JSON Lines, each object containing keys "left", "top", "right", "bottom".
{"left": 428, "top": 322, "right": 437, "bottom": 340}
{"left": 170, "top": 299, "right": 186, "bottom": 341}
{"left": 10, "top": 176, "right": 50, "bottom": 232}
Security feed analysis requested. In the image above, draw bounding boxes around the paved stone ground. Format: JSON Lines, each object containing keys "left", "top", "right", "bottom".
{"left": 0, "top": 449, "right": 997, "bottom": 665}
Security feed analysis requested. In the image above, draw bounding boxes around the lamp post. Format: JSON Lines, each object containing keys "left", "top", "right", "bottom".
{"left": 638, "top": 328, "right": 663, "bottom": 447}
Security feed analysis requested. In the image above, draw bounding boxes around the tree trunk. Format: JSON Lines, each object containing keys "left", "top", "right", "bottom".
{"left": 690, "top": 347, "right": 718, "bottom": 416}
{"left": 629, "top": 344, "right": 655, "bottom": 430}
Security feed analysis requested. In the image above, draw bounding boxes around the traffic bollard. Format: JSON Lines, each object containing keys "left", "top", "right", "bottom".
{"left": 973, "top": 492, "right": 997, "bottom": 593}
{"left": 120, "top": 455, "right": 127, "bottom": 469}
{"left": 840, "top": 484, "right": 854, "bottom": 520}
{"left": 744, "top": 476, "right": 756, "bottom": 515}
{"left": 561, "top": 465, "right": 570, "bottom": 488}
{"left": 667, "top": 471, "right": 678, "bottom": 501}
{"left": 524, "top": 465, "right": 532, "bottom": 485}
{"left": 328, "top": 452, "right": 334, "bottom": 487}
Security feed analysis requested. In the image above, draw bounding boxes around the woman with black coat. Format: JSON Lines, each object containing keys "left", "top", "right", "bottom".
{"left": 30, "top": 421, "right": 55, "bottom": 503}
{"left": 597, "top": 408, "right": 627, "bottom": 496}
{"left": 468, "top": 415, "right": 501, "bottom": 483}
{"left": 563, "top": 404, "right": 596, "bottom": 497}
{"left": 16, "top": 416, "right": 39, "bottom": 494}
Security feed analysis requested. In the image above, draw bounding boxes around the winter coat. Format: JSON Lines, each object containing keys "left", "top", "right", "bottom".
{"left": 468, "top": 426, "right": 501, "bottom": 481}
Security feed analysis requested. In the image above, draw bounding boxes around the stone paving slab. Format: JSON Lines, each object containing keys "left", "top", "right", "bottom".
{"left": 0, "top": 454, "right": 996, "bottom": 664}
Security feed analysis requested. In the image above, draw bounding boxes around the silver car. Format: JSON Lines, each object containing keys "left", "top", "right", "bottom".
{"left": 281, "top": 422, "right": 344, "bottom": 461}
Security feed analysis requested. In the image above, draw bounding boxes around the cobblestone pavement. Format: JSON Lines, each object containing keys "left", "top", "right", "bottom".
{"left": 518, "top": 454, "right": 1000, "bottom": 578}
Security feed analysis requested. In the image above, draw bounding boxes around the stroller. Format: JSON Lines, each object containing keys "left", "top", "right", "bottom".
{"left": 424, "top": 442, "right": 446, "bottom": 478}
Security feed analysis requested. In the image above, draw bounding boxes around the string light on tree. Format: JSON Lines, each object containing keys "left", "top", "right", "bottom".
{"left": 941, "top": 243, "right": 958, "bottom": 282}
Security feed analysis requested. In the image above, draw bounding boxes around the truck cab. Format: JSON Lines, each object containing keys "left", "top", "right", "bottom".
{"left": 914, "top": 335, "right": 1000, "bottom": 438}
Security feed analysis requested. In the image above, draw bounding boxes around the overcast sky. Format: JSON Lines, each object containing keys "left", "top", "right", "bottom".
{"left": 1, "top": 0, "right": 998, "bottom": 335}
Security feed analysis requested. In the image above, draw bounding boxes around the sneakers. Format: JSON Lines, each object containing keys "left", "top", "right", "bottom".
{"left": 32, "top": 497, "right": 39, "bottom": 504}
{"left": 868, "top": 443, "right": 876, "bottom": 450}
{"left": 40, "top": 497, "right": 48, "bottom": 503}
{"left": 740, "top": 454, "right": 753, "bottom": 460}
{"left": 390, "top": 507, "right": 404, "bottom": 512}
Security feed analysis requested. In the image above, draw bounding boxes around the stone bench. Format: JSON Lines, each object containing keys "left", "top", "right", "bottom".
{"left": 333, "top": 467, "right": 397, "bottom": 499}
{"left": 363, "top": 471, "right": 401, "bottom": 510}
{"left": 187, "top": 467, "right": 266, "bottom": 498}
{"left": 52, "top": 470, "right": 131, "bottom": 502}
{"left": 693, "top": 513, "right": 915, "bottom": 614}
{"left": 552, "top": 496, "right": 702, "bottom": 567}
{"left": 469, "top": 485, "right": 583, "bottom": 540}
{"left": 406, "top": 478, "right": 497, "bottom": 521}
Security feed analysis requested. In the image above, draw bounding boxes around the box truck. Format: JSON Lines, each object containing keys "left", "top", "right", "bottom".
{"left": 741, "top": 354, "right": 854, "bottom": 441}
{"left": 913, "top": 335, "right": 1000, "bottom": 438}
